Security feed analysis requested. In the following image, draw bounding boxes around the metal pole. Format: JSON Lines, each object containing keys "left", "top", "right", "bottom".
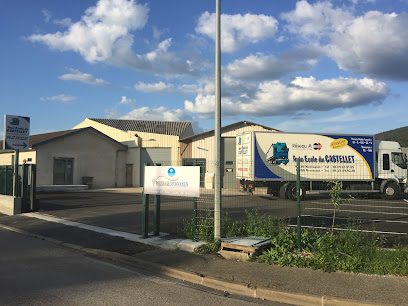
{"left": 13, "top": 150, "right": 19, "bottom": 197}
{"left": 193, "top": 160, "right": 198, "bottom": 241}
{"left": 154, "top": 195, "right": 160, "bottom": 236}
{"left": 154, "top": 163, "right": 161, "bottom": 236}
{"left": 30, "top": 164, "right": 37, "bottom": 211}
{"left": 214, "top": 0, "right": 222, "bottom": 240}
{"left": 296, "top": 159, "right": 302, "bottom": 251}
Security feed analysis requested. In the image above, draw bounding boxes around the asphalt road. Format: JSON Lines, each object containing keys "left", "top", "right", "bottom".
{"left": 0, "top": 227, "right": 275, "bottom": 305}
{"left": 36, "top": 189, "right": 408, "bottom": 239}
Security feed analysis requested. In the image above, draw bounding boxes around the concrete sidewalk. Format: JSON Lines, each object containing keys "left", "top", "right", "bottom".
{"left": 0, "top": 212, "right": 407, "bottom": 305}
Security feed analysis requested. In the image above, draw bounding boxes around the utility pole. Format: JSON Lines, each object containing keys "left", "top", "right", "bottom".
{"left": 214, "top": 0, "right": 222, "bottom": 240}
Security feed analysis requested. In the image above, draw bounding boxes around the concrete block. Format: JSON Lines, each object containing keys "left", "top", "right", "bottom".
{"left": 0, "top": 195, "right": 22, "bottom": 215}
{"left": 177, "top": 239, "right": 206, "bottom": 253}
{"left": 160, "top": 239, "right": 183, "bottom": 250}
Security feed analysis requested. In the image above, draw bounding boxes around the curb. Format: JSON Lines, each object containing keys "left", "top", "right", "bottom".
{"left": 0, "top": 223, "right": 381, "bottom": 306}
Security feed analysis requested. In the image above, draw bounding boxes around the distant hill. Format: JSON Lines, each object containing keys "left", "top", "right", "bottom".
{"left": 375, "top": 126, "right": 408, "bottom": 147}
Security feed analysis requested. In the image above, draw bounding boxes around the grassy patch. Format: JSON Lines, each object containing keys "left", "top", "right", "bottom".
{"left": 181, "top": 210, "right": 408, "bottom": 276}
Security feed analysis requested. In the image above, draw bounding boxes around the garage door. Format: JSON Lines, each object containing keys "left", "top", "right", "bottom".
{"left": 140, "top": 148, "right": 171, "bottom": 186}
{"left": 222, "top": 137, "right": 237, "bottom": 189}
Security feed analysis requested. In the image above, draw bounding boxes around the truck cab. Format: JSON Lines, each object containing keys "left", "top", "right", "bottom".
{"left": 376, "top": 141, "right": 407, "bottom": 199}
{"left": 266, "top": 142, "right": 289, "bottom": 165}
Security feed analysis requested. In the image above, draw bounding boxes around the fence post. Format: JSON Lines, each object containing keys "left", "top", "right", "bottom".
{"left": 14, "top": 150, "right": 19, "bottom": 197}
{"left": 154, "top": 163, "right": 161, "bottom": 236}
{"left": 142, "top": 163, "right": 149, "bottom": 238}
{"left": 22, "top": 164, "right": 30, "bottom": 212}
{"left": 30, "top": 164, "right": 37, "bottom": 211}
{"left": 6, "top": 166, "right": 13, "bottom": 195}
{"left": 1, "top": 167, "right": 5, "bottom": 195}
{"left": 192, "top": 160, "right": 197, "bottom": 241}
{"left": 193, "top": 197, "right": 197, "bottom": 241}
{"left": 296, "top": 159, "right": 302, "bottom": 251}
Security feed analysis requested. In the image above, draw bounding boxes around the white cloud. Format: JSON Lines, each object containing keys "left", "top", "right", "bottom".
{"left": 40, "top": 94, "right": 76, "bottom": 103}
{"left": 121, "top": 106, "right": 192, "bottom": 122}
{"left": 119, "top": 96, "right": 136, "bottom": 105}
{"left": 196, "top": 12, "right": 278, "bottom": 52}
{"left": 152, "top": 26, "right": 167, "bottom": 40}
{"left": 184, "top": 77, "right": 388, "bottom": 118}
{"left": 134, "top": 81, "right": 201, "bottom": 95}
{"left": 29, "top": 0, "right": 198, "bottom": 77}
{"left": 59, "top": 68, "right": 112, "bottom": 86}
{"left": 134, "top": 81, "right": 173, "bottom": 94}
{"left": 320, "top": 108, "right": 392, "bottom": 123}
{"left": 54, "top": 18, "right": 72, "bottom": 27}
{"left": 224, "top": 48, "right": 323, "bottom": 82}
{"left": 327, "top": 11, "right": 408, "bottom": 80}
{"left": 281, "top": 0, "right": 353, "bottom": 40}
{"left": 30, "top": 0, "right": 149, "bottom": 63}
{"left": 282, "top": 1, "right": 408, "bottom": 80}
{"left": 42, "top": 9, "right": 51, "bottom": 23}
{"left": 104, "top": 107, "right": 119, "bottom": 119}
{"left": 119, "top": 106, "right": 204, "bottom": 133}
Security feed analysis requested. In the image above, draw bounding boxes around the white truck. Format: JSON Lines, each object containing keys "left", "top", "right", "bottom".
{"left": 236, "top": 131, "right": 407, "bottom": 200}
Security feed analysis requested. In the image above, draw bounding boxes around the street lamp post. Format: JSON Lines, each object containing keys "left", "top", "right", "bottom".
{"left": 214, "top": 0, "right": 222, "bottom": 240}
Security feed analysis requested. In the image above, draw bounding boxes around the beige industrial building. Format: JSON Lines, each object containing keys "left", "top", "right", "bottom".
{"left": 179, "top": 121, "right": 278, "bottom": 188}
{"left": 1, "top": 118, "right": 277, "bottom": 189}
{"left": 74, "top": 118, "right": 194, "bottom": 187}
{"left": 0, "top": 127, "right": 127, "bottom": 189}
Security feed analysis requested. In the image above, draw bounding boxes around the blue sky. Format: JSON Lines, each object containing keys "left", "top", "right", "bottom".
{"left": 1, "top": 0, "right": 407, "bottom": 138}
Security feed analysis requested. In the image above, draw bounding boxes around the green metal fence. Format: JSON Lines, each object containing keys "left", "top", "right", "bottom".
{"left": 138, "top": 160, "right": 408, "bottom": 244}
{"left": 0, "top": 166, "right": 14, "bottom": 196}
{"left": 0, "top": 164, "right": 38, "bottom": 213}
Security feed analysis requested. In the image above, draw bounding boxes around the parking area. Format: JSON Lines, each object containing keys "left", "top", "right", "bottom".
{"left": 36, "top": 188, "right": 408, "bottom": 240}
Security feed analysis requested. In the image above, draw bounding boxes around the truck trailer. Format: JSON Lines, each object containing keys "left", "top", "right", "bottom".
{"left": 236, "top": 131, "right": 407, "bottom": 200}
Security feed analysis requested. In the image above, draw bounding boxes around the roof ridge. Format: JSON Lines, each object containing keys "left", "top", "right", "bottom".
{"left": 88, "top": 118, "right": 192, "bottom": 136}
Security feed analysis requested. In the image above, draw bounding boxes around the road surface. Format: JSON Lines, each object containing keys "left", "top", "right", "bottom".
{"left": 0, "top": 228, "right": 276, "bottom": 305}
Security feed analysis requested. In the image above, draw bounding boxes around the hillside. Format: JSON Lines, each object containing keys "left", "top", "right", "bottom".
{"left": 375, "top": 126, "right": 408, "bottom": 147}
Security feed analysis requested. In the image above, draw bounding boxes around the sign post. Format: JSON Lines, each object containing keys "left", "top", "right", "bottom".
{"left": 3, "top": 115, "right": 30, "bottom": 197}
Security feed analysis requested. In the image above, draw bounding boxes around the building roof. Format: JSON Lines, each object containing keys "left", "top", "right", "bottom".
{"left": 0, "top": 127, "right": 127, "bottom": 151}
{"left": 88, "top": 118, "right": 192, "bottom": 137}
{"left": 180, "top": 121, "right": 280, "bottom": 141}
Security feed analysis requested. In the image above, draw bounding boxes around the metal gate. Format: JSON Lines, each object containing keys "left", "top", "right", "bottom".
{"left": 221, "top": 137, "right": 237, "bottom": 189}
{"left": 140, "top": 148, "right": 171, "bottom": 186}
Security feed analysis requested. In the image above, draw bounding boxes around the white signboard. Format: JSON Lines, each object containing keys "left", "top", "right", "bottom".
{"left": 144, "top": 166, "right": 200, "bottom": 197}
{"left": 3, "top": 115, "right": 30, "bottom": 150}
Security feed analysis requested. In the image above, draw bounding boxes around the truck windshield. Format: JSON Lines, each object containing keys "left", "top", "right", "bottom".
{"left": 392, "top": 152, "right": 407, "bottom": 169}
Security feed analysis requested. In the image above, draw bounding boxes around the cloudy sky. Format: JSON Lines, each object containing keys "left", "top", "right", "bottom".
{"left": 1, "top": 0, "right": 407, "bottom": 137}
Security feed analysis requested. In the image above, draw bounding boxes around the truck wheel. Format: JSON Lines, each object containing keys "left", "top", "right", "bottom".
{"left": 287, "top": 182, "right": 305, "bottom": 201}
{"left": 381, "top": 182, "right": 400, "bottom": 200}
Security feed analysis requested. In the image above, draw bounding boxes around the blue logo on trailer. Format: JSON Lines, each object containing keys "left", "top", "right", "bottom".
{"left": 168, "top": 167, "right": 176, "bottom": 177}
